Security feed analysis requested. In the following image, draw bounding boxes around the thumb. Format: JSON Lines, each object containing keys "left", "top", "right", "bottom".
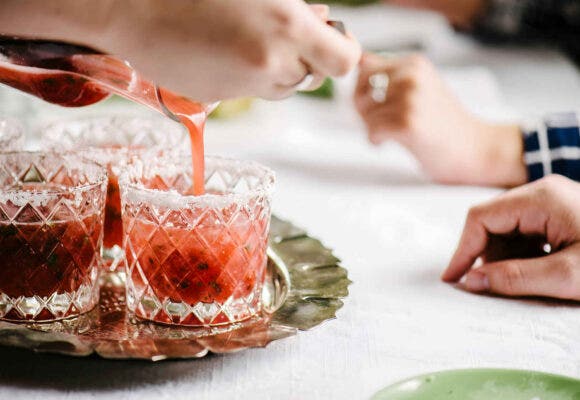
{"left": 463, "top": 248, "right": 580, "bottom": 301}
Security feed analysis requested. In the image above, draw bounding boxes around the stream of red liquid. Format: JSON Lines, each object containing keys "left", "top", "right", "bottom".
{"left": 158, "top": 89, "right": 206, "bottom": 195}
{"left": 0, "top": 39, "right": 208, "bottom": 195}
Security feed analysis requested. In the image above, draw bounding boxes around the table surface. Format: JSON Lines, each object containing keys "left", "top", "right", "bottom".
{"left": 1, "top": 5, "right": 580, "bottom": 400}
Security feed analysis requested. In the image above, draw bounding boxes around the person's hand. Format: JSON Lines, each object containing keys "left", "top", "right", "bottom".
{"left": 105, "top": 0, "right": 361, "bottom": 102}
{"left": 354, "top": 53, "right": 526, "bottom": 187}
{"left": 386, "top": 0, "right": 486, "bottom": 29}
{"left": 442, "top": 175, "right": 580, "bottom": 301}
{"left": 0, "top": 0, "right": 361, "bottom": 102}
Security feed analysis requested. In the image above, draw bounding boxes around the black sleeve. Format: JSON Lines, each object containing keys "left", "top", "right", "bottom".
{"left": 473, "top": 0, "right": 580, "bottom": 61}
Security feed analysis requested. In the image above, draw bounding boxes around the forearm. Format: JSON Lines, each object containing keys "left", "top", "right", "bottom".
{"left": 477, "top": 111, "right": 580, "bottom": 187}
{"left": 482, "top": 122, "right": 527, "bottom": 187}
{"left": 0, "top": 0, "right": 116, "bottom": 50}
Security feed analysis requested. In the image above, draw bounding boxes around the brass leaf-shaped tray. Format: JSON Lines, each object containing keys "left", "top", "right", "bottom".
{"left": 0, "top": 216, "right": 351, "bottom": 360}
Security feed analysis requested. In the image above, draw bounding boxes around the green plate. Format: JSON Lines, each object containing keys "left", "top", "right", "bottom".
{"left": 372, "top": 369, "right": 580, "bottom": 400}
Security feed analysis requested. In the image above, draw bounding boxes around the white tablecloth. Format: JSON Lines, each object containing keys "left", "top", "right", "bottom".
{"left": 1, "top": 6, "right": 580, "bottom": 400}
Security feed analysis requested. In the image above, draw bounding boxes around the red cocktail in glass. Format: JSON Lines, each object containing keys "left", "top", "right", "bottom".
{"left": 0, "top": 152, "right": 107, "bottom": 321}
{"left": 41, "top": 116, "right": 188, "bottom": 271}
{"left": 120, "top": 155, "right": 275, "bottom": 326}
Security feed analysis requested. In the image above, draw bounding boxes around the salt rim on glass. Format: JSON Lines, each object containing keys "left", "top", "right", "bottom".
{"left": 0, "top": 151, "right": 107, "bottom": 322}
{"left": 119, "top": 153, "right": 276, "bottom": 327}
{"left": 0, "top": 117, "right": 25, "bottom": 151}
{"left": 39, "top": 115, "right": 189, "bottom": 271}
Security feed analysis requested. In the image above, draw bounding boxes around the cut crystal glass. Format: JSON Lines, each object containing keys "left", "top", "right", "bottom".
{"left": 120, "top": 155, "right": 275, "bottom": 327}
{"left": 40, "top": 116, "right": 188, "bottom": 271}
{"left": 0, "top": 151, "right": 107, "bottom": 321}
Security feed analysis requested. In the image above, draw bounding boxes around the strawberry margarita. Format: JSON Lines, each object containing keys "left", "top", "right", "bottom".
{"left": 121, "top": 156, "right": 274, "bottom": 326}
{"left": 0, "top": 152, "right": 107, "bottom": 321}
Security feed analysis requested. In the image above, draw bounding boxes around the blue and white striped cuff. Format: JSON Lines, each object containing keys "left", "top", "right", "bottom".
{"left": 523, "top": 112, "right": 580, "bottom": 181}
